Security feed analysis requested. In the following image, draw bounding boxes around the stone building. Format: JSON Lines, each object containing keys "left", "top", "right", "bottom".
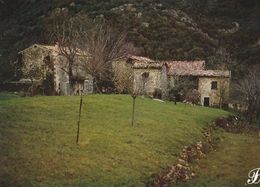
{"left": 128, "top": 55, "right": 231, "bottom": 107}
{"left": 16, "top": 44, "right": 93, "bottom": 95}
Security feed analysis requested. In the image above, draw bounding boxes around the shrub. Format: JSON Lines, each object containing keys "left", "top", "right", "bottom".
{"left": 153, "top": 88, "right": 162, "bottom": 99}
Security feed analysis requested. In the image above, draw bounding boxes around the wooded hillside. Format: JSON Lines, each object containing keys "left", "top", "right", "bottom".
{"left": 0, "top": 0, "right": 259, "bottom": 82}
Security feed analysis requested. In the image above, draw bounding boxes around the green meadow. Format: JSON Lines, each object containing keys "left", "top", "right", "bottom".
{"left": 0, "top": 93, "right": 230, "bottom": 186}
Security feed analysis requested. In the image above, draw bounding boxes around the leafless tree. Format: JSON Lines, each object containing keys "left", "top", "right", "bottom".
{"left": 20, "top": 54, "right": 44, "bottom": 96}
{"left": 235, "top": 71, "right": 260, "bottom": 125}
{"left": 113, "top": 61, "right": 134, "bottom": 93}
{"left": 207, "top": 47, "right": 234, "bottom": 70}
{"left": 169, "top": 76, "right": 198, "bottom": 104}
{"left": 185, "top": 89, "right": 201, "bottom": 105}
{"left": 46, "top": 9, "right": 134, "bottom": 93}
{"left": 46, "top": 9, "right": 90, "bottom": 95}
{"left": 81, "top": 22, "right": 133, "bottom": 92}
{"left": 215, "top": 79, "right": 229, "bottom": 108}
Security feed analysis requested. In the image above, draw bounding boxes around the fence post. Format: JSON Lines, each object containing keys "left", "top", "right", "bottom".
{"left": 76, "top": 90, "right": 83, "bottom": 144}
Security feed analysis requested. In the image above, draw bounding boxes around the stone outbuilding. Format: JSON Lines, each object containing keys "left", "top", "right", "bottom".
{"left": 15, "top": 44, "right": 93, "bottom": 95}
{"left": 127, "top": 55, "right": 231, "bottom": 107}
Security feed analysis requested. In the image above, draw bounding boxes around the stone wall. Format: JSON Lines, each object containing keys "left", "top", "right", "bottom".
{"left": 160, "top": 65, "right": 168, "bottom": 99}
{"left": 198, "top": 77, "right": 230, "bottom": 106}
{"left": 20, "top": 45, "right": 54, "bottom": 81}
{"left": 19, "top": 44, "right": 93, "bottom": 96}
{"left": 133, "top": 68, "right": 162, "bottom": 96}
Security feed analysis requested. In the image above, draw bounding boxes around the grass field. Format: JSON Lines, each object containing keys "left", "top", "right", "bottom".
{"left": 178, "top": 133, "right": 260, "bottom": 187}
{"left": 0, "top": 93, "right": 229, "bottom": 186}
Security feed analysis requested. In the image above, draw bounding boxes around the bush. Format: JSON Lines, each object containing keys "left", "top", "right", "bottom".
{"left": 184, "top": 89, "right": 200, "bottom": 104}
{"left": 153, "top": 88, "right": 162, "bottom": 99}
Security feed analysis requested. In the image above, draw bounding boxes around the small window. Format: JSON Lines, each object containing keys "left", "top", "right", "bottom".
{"left": 142, "top": 72, "right": 149, "bottom": 79}
{"left": 211, "top": 81, "right": 218, "bottom": 90}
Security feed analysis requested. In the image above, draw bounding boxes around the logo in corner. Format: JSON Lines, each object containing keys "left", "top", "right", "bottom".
{"left": 247, "top": 168, "right": 260, "bottom": 185}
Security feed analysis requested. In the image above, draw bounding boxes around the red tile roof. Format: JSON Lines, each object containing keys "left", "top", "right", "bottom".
{"left": 165, "top": 61, "right": 230, "bottom": 77}
{"left": 128, "top": 55, "right": 163, "bottom": 69}
{"left": 165, "top": 60, "right": 205, "bottom": 72}
{"left": 129, "top": 55, "right": 155, "bottom": 63}
{"left": 129, "top": 55, "right": 231, "bottom": 77}
{"left": 168, "top": 69, "right": 231, "bottom": 77}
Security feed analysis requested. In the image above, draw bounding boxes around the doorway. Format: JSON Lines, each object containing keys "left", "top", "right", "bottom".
{"left": 204, "top": 97, "right": 210, "bottom": 106}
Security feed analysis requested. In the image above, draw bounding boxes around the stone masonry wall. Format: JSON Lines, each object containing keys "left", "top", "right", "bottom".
{"left": 133, "top": 68, "right": 162, "bottom": 96}
{"left": 198, "top": 77, "right": 230, "bottom": 106}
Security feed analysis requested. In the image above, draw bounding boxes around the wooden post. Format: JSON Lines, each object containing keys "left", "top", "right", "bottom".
{"left": 76, "top": 90, "right": 83, "bottom": 144}
{"left": 131, "top": 94, "right": 137, "bottom": 127}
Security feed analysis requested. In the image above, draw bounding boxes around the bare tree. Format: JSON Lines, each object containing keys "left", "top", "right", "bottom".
{"left": 169, "top": 76, "right": 198, "bottom": 104}
{"left": 46, "top": 10, "right": 133, "bottom": 94}
{"left": 81, "top": 22, "right": 132, "bottom": 92}
{"left": 235, "top": 71, "right": 260, "bottom": 125}
{"left": 185, "top": 89, "right": 201, "bottom": 105}
{"left": 46, "top": 9, "right": 90, "bottom": 95}
{"left": 216, "top": 79, "right": 229, "bottom": 108}
{"left": 20, "top": 54, "right": 44, "bottom": 96}
{"left": 207, "top": 47, "right": 234, "bottom": 70}
{"left": 113, "top": 60, "right": 134, "bottom": 93}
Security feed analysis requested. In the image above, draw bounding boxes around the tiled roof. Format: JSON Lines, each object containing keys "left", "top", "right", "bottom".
{"left": 128, "top": 55, "right": 163, "bottom": 69}
{"left": 19, "top": 44, "right": 55, "bottom": 54}
{"left": 129, "top": 55, "right": 155, "bottom": 63}
{"left": 165, "top": 60, "right": 205, "bottom": 72}
{"left": 129, "top": 55, "right": 230, "bottom": 77}
{"left": 168, "top": 69, "right": 231, "bottom": 77}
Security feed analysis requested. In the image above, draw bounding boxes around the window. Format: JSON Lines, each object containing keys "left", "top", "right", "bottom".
{"left": 142, "top": 72, "right": 149, "bottom": 79}
{"left": 211, "top": 81, "right": 218, "bottom": 90}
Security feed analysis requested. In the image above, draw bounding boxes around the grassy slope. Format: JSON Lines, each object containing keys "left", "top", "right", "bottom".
{"left": 0, "top": 94, "right": 228, "bottom": 186}
{"left": 177, "top": 133, "right": 260, "bottom": 187}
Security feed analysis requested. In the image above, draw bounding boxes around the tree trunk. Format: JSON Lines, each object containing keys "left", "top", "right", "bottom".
{"left": 68, "top": 65, "right": 74, "bottom": 95}
{"left": 76, "top": 91, "right": 83, "bottom": 144}
{"left": 131, "top": 95, "right": 137, "bottom": 127}
{"left": 92, "top": 76, "right": 102, "bottom": 93}
{"left": 30, "top": 78, "right": 34, "bottom": 96}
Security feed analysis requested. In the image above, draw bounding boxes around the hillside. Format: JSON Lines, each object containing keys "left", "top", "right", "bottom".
{"left": 0, "top": 0, "right": 260, "bottom": 82}
{"left": 0, "top": 94, "right": 228, "bottom": 186}
{"left": 182, "top": 133, "right": 260, "bottom": 187}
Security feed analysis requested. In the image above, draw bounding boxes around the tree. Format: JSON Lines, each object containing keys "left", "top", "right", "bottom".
{"left": 185, "top": 89, "right": 201, "bottom": 105}
{"left": 207, "top": 47, "right": 235, "bottom": 71}
{"left": 46, "top": 10, "right": 134, "bottom": 94}
{"left": 216, "top": 79, "right": 229, "bottom": 108}
{"left": 81, "top": 22, "right": 133, "bottom": 92}
{"left": 113, "top": 60, "right": 134, "bottom": 93}
{"left": 20, "top": 53, "right": 44, "bottom": 96}
{"left": 169, "top": 76, "right": 198, "bottom": 103}
{"left": 46, "top": 9, "right": 90, "bottom": 95}
{"left": 235, "top": 71, "right": 260, "bottom": 125}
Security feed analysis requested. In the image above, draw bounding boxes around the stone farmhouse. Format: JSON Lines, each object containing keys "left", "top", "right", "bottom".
{"left": 16, "top": 44, "right": 231, "bottom": 107}
{"left": 127, "top": 56, "right": 231, "bottom": 107}
{"left": 16, "top": 44, "right": 93, "bottom": 95}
